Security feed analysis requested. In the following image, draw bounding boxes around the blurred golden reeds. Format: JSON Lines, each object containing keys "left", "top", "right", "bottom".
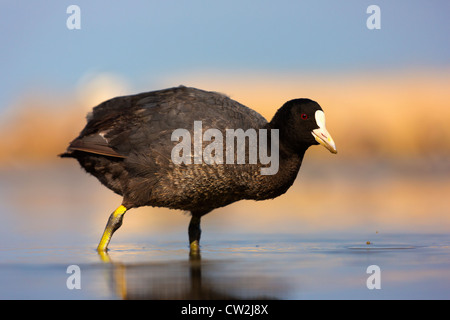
{"left": 1, "top": 69, "right": 449, "bottom": 165}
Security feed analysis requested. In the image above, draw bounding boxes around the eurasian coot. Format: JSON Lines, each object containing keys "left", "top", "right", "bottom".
{"left": 60, "top": 86, "right": 336, "bottom": 253}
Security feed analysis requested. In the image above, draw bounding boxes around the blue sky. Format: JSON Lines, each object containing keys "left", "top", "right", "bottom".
{"left": 1, "top": 0, "right": 449, "bottom": 110}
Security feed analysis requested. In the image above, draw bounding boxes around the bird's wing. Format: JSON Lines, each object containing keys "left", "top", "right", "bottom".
{"left": 65, "top": 86, "right": 268, "bottom": 160}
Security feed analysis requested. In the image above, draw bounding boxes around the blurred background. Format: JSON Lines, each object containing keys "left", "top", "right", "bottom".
{"left": 0, "top": 0, "right": 449, "bottom": 250}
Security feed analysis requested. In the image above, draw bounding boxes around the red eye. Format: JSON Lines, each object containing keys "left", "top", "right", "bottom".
{"left": 301, "top": 113, "right": 308, "bottom": 120}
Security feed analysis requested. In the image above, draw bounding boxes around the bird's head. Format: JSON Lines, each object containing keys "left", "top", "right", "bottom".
{"left": 271, "top": 98, "right": 337, "bottom": 154}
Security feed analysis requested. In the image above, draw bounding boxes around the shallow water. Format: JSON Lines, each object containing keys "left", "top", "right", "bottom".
{"left": 0, "top": 233, "right": 449, "bottom": 299}
{"left": 0, "top": 160, "right": 449, "bottom": 299}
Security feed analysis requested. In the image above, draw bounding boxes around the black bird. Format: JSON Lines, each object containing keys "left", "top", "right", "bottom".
{"left": 60, "top": 86, "right": 336, "bottom": 254}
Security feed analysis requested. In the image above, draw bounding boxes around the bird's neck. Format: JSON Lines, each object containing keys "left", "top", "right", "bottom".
{"left": 250, "top": 142, "right": 308, "bottom": 200}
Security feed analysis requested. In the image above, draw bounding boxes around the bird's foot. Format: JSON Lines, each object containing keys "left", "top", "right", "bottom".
{"left": 189, "top": 240, "right": 201, "bottom": 257}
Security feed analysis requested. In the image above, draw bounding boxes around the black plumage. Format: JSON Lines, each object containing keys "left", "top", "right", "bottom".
{"left": 60, "top": 86, "right": 336, "bottom": 253}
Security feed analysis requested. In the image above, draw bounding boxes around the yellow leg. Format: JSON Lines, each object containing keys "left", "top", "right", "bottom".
{"left": 97, "top": 205, "right": 127, "bottom": 252}
{"left": 190, "top": 240, "right": 200, "bottom": 257}
{"left": 97, "top": 249, "right": 112, "bottom": 263}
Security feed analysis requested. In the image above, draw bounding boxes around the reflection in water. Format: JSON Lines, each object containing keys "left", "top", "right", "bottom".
{"left": 98, "top": 251, "right": 284, "bottom": 300}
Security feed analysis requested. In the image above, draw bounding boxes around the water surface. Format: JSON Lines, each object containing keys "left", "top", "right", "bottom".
{"left": 0, "top": 161, "right": 449, "bottom": 299}
{"left": 0, "top": 233, "right": 448, "bottom": 299}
